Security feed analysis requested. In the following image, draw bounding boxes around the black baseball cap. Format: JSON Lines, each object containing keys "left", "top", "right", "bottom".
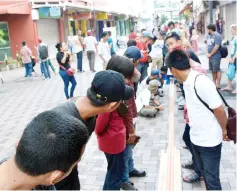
{"left": 89, "top": 70, "right": 133, "bottom": 103}
{"left": 124, "top": 46, "right": 144, "bottom": 60}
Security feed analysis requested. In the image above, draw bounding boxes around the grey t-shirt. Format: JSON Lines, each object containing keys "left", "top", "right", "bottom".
{"left": 207, "top": 33, "right": 222, "bottom": 59}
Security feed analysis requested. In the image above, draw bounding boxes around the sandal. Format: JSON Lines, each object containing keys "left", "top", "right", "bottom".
{"left": 221, "top": 87, "right": 232, "bottom": 91}
{"left": 232, "top": 90, "right": 236, "bottom": 94}
{"left": 182, "top": 162, "right": 194, "bottom": 170}
{"left": 183, "top": 173, "right": 201, "bottom": 183}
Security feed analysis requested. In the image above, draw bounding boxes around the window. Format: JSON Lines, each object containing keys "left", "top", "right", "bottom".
{"left": 0, "top": 22, "right": 11, "bottom": 61}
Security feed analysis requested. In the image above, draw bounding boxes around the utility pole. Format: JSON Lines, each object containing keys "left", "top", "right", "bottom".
{"left": 209, "top": 0, "right": 213, "bottom": 24}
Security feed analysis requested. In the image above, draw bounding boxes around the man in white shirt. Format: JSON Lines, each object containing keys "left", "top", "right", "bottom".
{"left": 166, "top": 48, "right": 228, "bottom": 190}
{"left": 98, "top": 32, "right": 111, "bottom": 70}
{"left": 83, "top": 30, "right": 98, "bottom": 72}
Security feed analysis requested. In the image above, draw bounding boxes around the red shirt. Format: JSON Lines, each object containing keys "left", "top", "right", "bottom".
{"left": 136, "top": 40, "right": 148, "bottom": 63}
{"left": 95, "top": 110, "right": 126, "bottom": 154}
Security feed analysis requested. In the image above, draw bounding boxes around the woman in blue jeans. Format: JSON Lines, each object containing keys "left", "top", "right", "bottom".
{"left": 56, "top": 42, "right": 77, "bottom": 100}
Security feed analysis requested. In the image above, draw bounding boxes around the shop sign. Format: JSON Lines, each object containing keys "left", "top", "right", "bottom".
{"left": 96, "top": 12, "right": 108, "bottom": 20}
{"left": 72, "top": 12, "right": 92, "bottom": 20}
{"left": 39, "top": 7, "right": 61, "bottom": 19}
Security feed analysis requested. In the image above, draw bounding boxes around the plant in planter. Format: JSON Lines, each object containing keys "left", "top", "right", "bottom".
{"left": 6, "top": 57, "right": 18, "bottom": 70}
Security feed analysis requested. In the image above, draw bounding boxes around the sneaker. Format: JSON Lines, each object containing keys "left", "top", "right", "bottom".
{"left": 121, "top": 182, "right": 138, "bottom": 190}
{"left": 129, "top": 169, "right": 146, "bottom": 177}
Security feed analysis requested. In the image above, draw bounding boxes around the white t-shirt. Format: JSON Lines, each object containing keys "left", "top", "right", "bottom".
{"left": 149, "top": 40, "right": 163, "bottom": 59}
{"left": 137, "top": 77, "right": 148, "bottom": 97}
{"left": 136, "top": 88, "right": 151, "bottom": 112}
{"left": 83, "top": 36, "right": 98, "bottom": 52}
{"left": 183, "top": 70, "right": 223, "bottom": 147}
{"left": 98, "top": 41, "right": 111, "bottom": 62}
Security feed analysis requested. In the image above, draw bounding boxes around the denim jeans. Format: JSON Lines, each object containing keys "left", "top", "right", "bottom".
{"left": 24, "top": 62, "right": 32, "bottom": 77}
{"left": 41, "top": 60, "right": 51, "bottom": 79}
{"left": 77, "top": 51, "right": 83, "bottom": 71}
{"left": 122, "top": 144, "right": 134, "bottom": 183}
{"left": 103, "top": 151, "right": 125, "bottom": 190}
{"left": 87, "top": 51, "right": 95, "bottom": 71}
{"left": 191, "top": 143, "right": 222, "bottom": 190}
{"left": 59, "top": 70, "right": 77, "bottom": 99}
{"left": 136, "top": 63, "right": 148, "bottom": 82}
{"left": 183, "top": 124, "right": 201, "bottom": 176}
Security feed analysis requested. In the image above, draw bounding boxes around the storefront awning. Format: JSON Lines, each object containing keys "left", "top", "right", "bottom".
{"left": 0, "top": 2, "right": 31, "bottom": 14}
{"left": 179, "top": 3, "right": 191, "bottom": 15}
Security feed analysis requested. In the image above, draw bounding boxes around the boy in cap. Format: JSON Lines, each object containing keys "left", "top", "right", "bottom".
{"left": 136, "top": 79, "right": 164, "bottom": 117}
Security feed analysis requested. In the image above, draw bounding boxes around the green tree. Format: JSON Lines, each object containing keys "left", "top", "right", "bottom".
{"left": 161, "top": 14, "right": 168, "bottom": 25}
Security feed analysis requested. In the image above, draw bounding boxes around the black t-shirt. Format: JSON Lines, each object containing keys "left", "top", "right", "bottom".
{"left": 187, "top": 49, "right": 201, "bottom": 64}
{"left": 51, "top": 99, "right": 96, "bottom": 136}
{"left": 56, "top": 52, "right": 71, "bottom": 70}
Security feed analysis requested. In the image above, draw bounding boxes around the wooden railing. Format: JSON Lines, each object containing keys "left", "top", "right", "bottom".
{"left": 158, "top": 81, "right": 182, "bottom": 191}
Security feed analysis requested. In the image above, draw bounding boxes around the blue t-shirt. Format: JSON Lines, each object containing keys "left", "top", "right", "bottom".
{"left": 207, "top": 33, "right": 222, "bottom": 59}
{"left": 107, "top": 37, "right": 115, "bottom": 55}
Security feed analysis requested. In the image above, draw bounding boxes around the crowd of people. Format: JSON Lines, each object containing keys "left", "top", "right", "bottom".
{"left": 0, "top": 20, "right": 236, "bottom": 191}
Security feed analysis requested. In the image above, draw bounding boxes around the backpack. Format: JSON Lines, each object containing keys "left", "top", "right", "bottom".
{"left": 219, "top": 45, "right": 228, "bottom": 58}
{"left": 38, "top": 45, "right": 48, "bottom": 60}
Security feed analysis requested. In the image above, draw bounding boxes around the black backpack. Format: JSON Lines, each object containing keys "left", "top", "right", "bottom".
{"left": 219, "top": 45, "right": 228, "bottom": 58}
{"left": 38, "top": 45, "right": 48, "bottom": 60}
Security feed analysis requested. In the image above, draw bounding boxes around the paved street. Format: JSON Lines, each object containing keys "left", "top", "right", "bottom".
{"left": 0, "top": 46, "right": 236, "bottom": 190}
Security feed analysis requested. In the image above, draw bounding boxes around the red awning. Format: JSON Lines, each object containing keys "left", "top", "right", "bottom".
{"left": 0, "top": 2, "right": 31, "bottom": 14}
{"left": 179, "top": 3, "right": 191, "bottom": 15}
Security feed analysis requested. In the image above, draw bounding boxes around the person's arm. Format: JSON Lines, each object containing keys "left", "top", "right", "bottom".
{"left": 213, "top": 106, "right": 229, "bottom": 141}
{"left": 98, "top": 44, "right": 105, "bottom": 62}
{"left": 123, "top": 99, "right": 136, "bottom": 142}
{"left": 95, "top": 112, "right": 110, "bottom": 135}
{"left": 208, "top": 35, "right": 221, "bottom": 58}
{"left": 61, "top": 52, "right": 69, "bottom": 64}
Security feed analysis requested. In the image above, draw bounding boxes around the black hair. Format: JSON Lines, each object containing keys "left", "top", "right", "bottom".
{"left": 168, "top": 21, "right": 175, "bottom": 27}
{"left": 108, "top": 31, "right": 112, "bottom": 36}
{"left": 106, "top": 56, "right": 134, "bottom": 79}
{"left": 22, "top": 41, "right": 26, "bottom": 46}
{"left": 151, "top": 36, "right": 157, "bottom": 42}
{"left": 165, "top": 49, "right": 191, "bottom": 70}
{"left": 141, "top": 29, "right": 146, "bottom": 33}
{"left": 161, "top": 66, "right": 168, "bottom": 73}
{"left": 15, "top": 110, "right": 89, "bottom": 176}
{"left": 102, "top": 31, "right": 108, "bottom": 38}
{"left": 165, "top": 32, "right": 181, "bottom": 41}
{"left": 55, "top": 42, "right": 62, "bottom": 52}
{"left": 127, "top": 40, "right": 137, "bottom": 47}
{"left": 207, "top": 24, "right": 216, "bottom": 32}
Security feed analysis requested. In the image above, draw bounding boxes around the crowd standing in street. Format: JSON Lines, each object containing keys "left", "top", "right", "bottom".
{"left": 0, "top": 19, "right": 236, "bottom": 191}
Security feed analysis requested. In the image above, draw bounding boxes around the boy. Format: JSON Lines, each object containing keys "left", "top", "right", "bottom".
{"left": 0, "top": 111, "right": 89, "bottom": 190}
{"left": 136, "top": 79, "right": 164, "bottom": 117}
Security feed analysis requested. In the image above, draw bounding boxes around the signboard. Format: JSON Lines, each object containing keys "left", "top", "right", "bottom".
{"left": 72, "top": 12, "right": 92, "bottom": 20}
{"left": 96, "top": 12, "right": 108, "bottom": 20}
{"left": 31, "top": 9, "right": 39, "bottom": 20}
{"left": 39, "top": 7, "right": 61, "bottom": 19}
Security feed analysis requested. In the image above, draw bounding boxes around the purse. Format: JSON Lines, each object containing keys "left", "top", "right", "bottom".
{"left": 117, "top": 102, "right": 129, "bottom": 117}
{"left": 60, "top": 65, "right": 75, "bottom": 76}
{"left": 194, "top": 74, "right": 236, "bottom": 143}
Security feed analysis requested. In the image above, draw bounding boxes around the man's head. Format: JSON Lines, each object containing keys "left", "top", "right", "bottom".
{"left": 15, "top": 110, "right": 89, "bottom": 186}
{"left": 87, "top": 70, "right": 133, "bottom": 110}
{"left": 148, "top": 79, "right": 160, "bottom": 94}
{"left": 165, "top": 32, "right": 182, "bottom": 51}
{"left": 22, "top": 41, "right": 26, "bottom": 46}
{"left": 207, "top": 24, "right": 216, "bottom": 35}
{"left": 160, "top": 66, "right": 168, "bottom": 75}
{"left": 38, "top": 39, "right": 42, "bottom": 44}
{"left": 129, "top": 32, "right": 137, "bottom": 40}
{"left": 165, "top": 49, "right": 191, "bottom": 83}
{"left": 124, "top": 46, "right": 143, "bottom": 66}
{"left": 142, "top": 31, "right": 153, "bottom": 43}
{"left": 150, "top": 36, "right": 157, "bottom": 45}
{"left": 102, "top": 31, "right": 108, "bottom": 42}
{"left": 168, "top": 21, "right": 175, "bottom": 30}
{"left": 151, "top": 69, "right": 160, "bottom": 79}
{"left": 127, "top": 40, "right": 137, "bottom": 47}
{"left": 175, "top": 22, "right": 179, "bottom": 28}
{"left": 108, "top": 31, "right": 112, "bottom": 37}
{"left": 87, "top": 30, "right": 92, "bottom": 36}
{"left": 78, "top": 30, "right": 82, "bottom": 36}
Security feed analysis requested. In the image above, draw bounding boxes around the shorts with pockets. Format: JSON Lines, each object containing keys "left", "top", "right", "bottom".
{"left": 209, "top": 58, "right": 221, "bottom": 72}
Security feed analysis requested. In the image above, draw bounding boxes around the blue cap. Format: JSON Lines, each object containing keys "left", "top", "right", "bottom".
{"left": 151, "top": 69, "right": 160, "bottom": 76}
{"left": 124, "top": 46, "right": 144, "bottom": 60}
{"left": 143, "top": 31, "right": 154, "bottom": 38}
{"left": 90, "top": 70, "right": 133, "bottom": 102}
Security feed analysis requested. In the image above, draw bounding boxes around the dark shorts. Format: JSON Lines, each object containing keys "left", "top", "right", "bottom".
{"left": 209, "top": 58, "right": 221, "bottom": 72}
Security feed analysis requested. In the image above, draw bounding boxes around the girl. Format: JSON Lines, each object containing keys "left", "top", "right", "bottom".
{"left": 191, "top": 29, "right": 199, "bottom": 55}
{"left": 222, "top": 24, "right": 237, "bottom": 93}
{"left": 56, "top": 42, "right": 77, "bottom": 100}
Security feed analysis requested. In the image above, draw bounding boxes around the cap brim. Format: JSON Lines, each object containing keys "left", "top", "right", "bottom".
{"left": 123, "top": 85, "right": 133, "bottom": 100}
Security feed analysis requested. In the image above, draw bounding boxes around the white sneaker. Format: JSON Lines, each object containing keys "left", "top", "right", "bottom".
{"left": 176, "top": 95, "right": 184, "bottom": 103}
{"left": 178, "top": 97, "right": 186, "bottom": 106}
